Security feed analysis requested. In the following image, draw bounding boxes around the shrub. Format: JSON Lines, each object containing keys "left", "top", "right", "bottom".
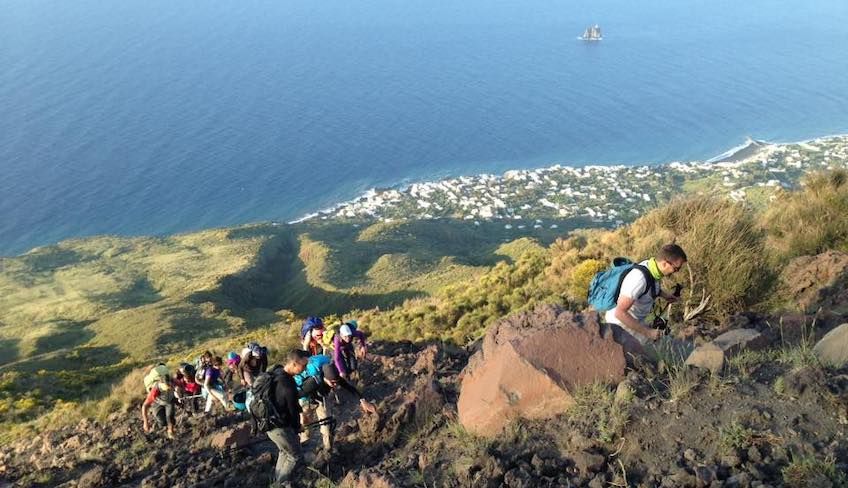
{"left": 626, "top": 196, "right": 774, "bottom": 321}
{"left": 764, "top": 169, "right": 848, "bottom": 261}
{"left": 565, "top": 259, "right": 606, "bottom": 304}
{"left": 782, "top": 454, "right": 848, "bottom": 488}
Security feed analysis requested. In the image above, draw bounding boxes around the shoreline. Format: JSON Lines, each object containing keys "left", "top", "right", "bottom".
{"left": 290, "top": 132, "right": 848, "bottom": 224}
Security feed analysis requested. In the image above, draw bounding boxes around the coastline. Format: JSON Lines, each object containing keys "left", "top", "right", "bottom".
{"left": 291, "top": 133, "right": 848, "bottom": 225}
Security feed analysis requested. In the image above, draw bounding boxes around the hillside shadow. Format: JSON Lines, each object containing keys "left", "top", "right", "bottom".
{"left": 33, "top": 319, "right": 97, "bottom": 356}
{"left": 20, "top": 246, "right": 94, "bottom": 273}
{"left": 295, "top": 218, "right": 598, "bottom": 290}
{"left": 191, "top": 217, "right": 599, "bottom": 321}
{"left": 190, "top": 229, "right": 422, "bottom": 319}
{"left": 89, "top": 277, "right": 162, "bottom": 309}
{"left": 154, "top": 306, "right": 236, "bottom": 354}
{"left": 13, "top": 345, "right": 126, "bottom": 374}
{"left": 0, "top": 338, "right": 20, "bottom": 366}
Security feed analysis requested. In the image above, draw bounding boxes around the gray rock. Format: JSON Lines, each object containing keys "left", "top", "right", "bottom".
{"left": 721, "top": 454, "right": 741, "bottom": 468}
{"left": 814, "top": 323, "right": 848, "bottom": 367}
{"left": 78, "top": 465, "right": 106, "bottom": 488}
{"left": 686, "top": 329, "right": 768, "bottom": 373}
{"left": 746, "top": 446, "right": 762, "bottom": 464}
{"left": 726, "top": 472, "right": 752, "bottom": 488}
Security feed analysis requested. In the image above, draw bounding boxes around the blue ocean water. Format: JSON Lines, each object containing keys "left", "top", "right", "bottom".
{"left": 1, "top": 0, "right": 847, "bottom": 256}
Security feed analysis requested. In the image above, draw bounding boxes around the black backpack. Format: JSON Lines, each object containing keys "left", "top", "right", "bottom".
{"left": 249, "top": 366, "right": 285, "bottom": 433}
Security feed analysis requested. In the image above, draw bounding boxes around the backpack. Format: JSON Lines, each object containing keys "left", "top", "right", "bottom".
{"left": 322, "top": 320, "right": 358, "bottom": 351}
{"left": 248, "top": 366, "right": 286, "bottom": 433}
{"left": 144, "top": 364, "right": 170, "bottom": 392}
{"left": 300, "top": 316, "right": 324, "bottom": 340}
{"left": 587, "top": 257, "right": 657, "bottom": 312}
{"left": 294, "top": 354, "right": 332, "bottom": 389}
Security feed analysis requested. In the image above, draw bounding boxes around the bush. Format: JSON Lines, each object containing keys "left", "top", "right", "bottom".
{"left": 764, "top": 169, "right": 848, "bottom": 261}
{"left": 625, "top": 196, "right": 774, "bottom": 321}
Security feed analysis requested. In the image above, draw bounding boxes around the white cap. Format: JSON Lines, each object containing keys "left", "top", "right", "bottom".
{"left": 339, "top": 324, "right": 352, "bottom": 337}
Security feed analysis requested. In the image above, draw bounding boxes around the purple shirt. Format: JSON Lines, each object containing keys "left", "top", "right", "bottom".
{"left": 333, "top": 330, "right": 366, "bottom": 376}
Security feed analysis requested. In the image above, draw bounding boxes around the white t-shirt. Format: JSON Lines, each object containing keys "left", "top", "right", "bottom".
{"left": 604, "top": 260, "right": 661, "bottom": 335}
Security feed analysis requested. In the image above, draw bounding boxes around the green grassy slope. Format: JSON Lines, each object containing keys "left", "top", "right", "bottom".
{"left": 0, "top": 216, "right": 589, "bottom": 437}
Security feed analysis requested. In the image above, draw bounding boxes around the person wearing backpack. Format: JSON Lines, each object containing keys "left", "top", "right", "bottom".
{"left": 249, "top": 349, "right": 309, "bottom": 485}
{"left": 239, "top": 342, "right": 269, "bottom": 388}
{"left": 300, "top": 316, "right": 326, "bottom": 356}
{"left": 331, "top": 322, "right": 367, "bottom": 380}
{"left": 141, "top": 366, "right": 177, "bottom": 439}
{"left": 602, "top": 244, "right": 687, "bottom": 350}
{"left": 297, "top": 360, "right": 377, "bottom": 452}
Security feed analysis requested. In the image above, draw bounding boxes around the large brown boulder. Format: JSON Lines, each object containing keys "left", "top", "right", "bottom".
{"left": 458, "top": 305, "right": 625, "bottom": 437}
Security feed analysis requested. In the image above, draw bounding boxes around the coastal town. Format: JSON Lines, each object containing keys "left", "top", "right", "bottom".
{"left": 305, "top": 136, "right": 848, "bottom": 230}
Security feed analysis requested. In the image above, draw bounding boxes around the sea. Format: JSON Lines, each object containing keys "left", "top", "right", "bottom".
{"left": 1, "top": 0, "right": 847, "bottom": 256}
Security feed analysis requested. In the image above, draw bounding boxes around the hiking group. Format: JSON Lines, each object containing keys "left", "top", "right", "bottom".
{"left": 139, "top": 243, "right": 690, "bottom": 485}
{"left": 140, "top": 317, "right": 375, "bottom": 487}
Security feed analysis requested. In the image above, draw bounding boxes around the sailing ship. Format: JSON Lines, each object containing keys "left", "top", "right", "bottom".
{"left": 579, "top": 24, "right": 603, "bottom": 41}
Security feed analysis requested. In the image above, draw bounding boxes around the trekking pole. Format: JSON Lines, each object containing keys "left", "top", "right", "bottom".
{"left": 303, "top": 416, "right": 337, "bottom": 436}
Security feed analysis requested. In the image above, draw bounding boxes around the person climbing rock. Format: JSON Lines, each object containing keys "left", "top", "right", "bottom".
{"left": 203, "top": 356, "right": 230, "bottom": 413}
{"left": 239, "top": 342, "right": 269, "bottom": 388}
{"left": 141, "top": 367, "right": 177, "bottom": 439}
{"left": 261, "top": 349, "right": 309, "bottom": 486}
{"left": 332, "top": 322, "right": 367, "bottom": 380}
{"left": 296, "top": 357, "right": 377, "bottom": 452}
{"left": 300, "top": 316, "right": 326, "bottom": 357}
{"left": 602, "top": 243, "right": 687, "bottom": 357}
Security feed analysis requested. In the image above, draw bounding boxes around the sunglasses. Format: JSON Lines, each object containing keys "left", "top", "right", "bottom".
{"left": 665, "top": 259, "right": 683, "bottom": 272}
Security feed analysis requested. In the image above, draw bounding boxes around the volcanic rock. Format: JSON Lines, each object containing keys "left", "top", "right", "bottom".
{"left": 813, "top": 323, "right": 848, "bottom": 367}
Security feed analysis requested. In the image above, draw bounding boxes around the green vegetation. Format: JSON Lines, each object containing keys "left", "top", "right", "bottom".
{"left": 566, "top": 382, "right": 631, "bottom": 444}
{"left": 782, "top": 454, "right": 848, "bottom": 488}
{"left": 765, "top": 169, "right": 848, "bottom": 261}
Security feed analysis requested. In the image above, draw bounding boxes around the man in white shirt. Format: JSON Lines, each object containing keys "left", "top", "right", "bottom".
{"left": 604, "top": 244, "right": 687, "bottom": 348}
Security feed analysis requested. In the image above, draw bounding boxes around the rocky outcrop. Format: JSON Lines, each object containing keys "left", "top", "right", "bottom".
{"left": 685, "top": 328, "right": 768, "bottom": 373}
{"left": 814, "top": 323, "right": 848, "bottom": 367}
{"left": 210, "top": 424, "right": 252, "bottom": 450}
{"left": 340, "top": 470, "right": 397, "bottom": 488}
{"left": 458, "top": 305, "right": 625, "bottom": 437}
{"left": 780, "top": 251, "right": 848, "bottom": 319}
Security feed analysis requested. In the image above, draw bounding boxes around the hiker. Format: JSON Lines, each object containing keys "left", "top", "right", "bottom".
{"left": 223, "top": 352, "right": 242, "bottom": 390}
{"left": 203, "top": 356, "right": 230, "bottom": 413}
{"left": 603, "top": 244, "right": 687, "bottom": 351}
{"left": 174, "top": 363, "right": 202, "bottom": 413}
{"left": 332, "top": 322, "right": 367, "bottom": 380}
{"left": 195, "top": 350, "right": 213, "bottom": 384}
{"left": 300, "top": 316, "right": 326, "bottom": 356}
{"left": 297, "top": 358, "right": 377, "bottom": 452}
{"left": 239, "top": 342, "right": 268, "bottom": 388}
{"left": 250, "top": 349, "right": 309, "bottom": 485}
{"left": 141, "top": 365, "right": 177, "bottom": 439}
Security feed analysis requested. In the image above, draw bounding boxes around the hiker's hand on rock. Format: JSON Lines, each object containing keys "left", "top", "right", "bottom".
{"left": 648, "top": 329, "right": 662, "bottom": 341}
{"left": 360, "top": 399, "right": 377, "bottom": 415}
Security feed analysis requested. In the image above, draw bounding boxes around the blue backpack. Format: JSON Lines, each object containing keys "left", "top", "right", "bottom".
{"left": 587, "top": 257, "right": 657, "bottom": 312}
{"left": 294, "top": 354, "right": 332, "bottom": 388}
{"left": 300, "top": 316, "right": 324, "bottom": 340}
